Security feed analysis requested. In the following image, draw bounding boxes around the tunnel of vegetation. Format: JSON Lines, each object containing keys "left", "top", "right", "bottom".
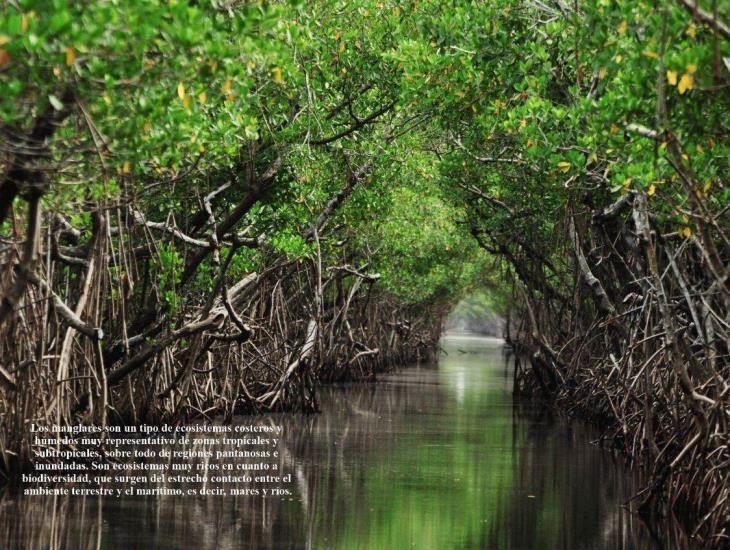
{"left": 0, "top": 0, "right": 728, "bottom": 544}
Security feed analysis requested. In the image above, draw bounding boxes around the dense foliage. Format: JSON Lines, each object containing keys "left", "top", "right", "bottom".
{"left": 1, "top": 0, "right": 728, "bottom": 543}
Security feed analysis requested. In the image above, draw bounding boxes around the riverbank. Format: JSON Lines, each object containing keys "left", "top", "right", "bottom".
{"left": 1, "top": 336, "right": 660, "bottom": 549}
{"left": 0, "top": 286, "right": 445, "bottom": 483}
{"left": 509, "top": 328, "right": 728, "bottom": 548}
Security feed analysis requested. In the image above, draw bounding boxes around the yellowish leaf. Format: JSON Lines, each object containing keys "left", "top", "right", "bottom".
{"left": 183, "top": 95, "right": 191, "bottom": 109}
{"left": 103, "top": 94, "right": 111, "bottom": 105}
{"left": 143, "top": 121, "right": 152, "bottom": 133}
{"left": 122, "top": 161, "right": 131, "bottom": 174}
{"left": 338, "top": 42, "right": 345, "bottom": 53}
{"left": 678, "top": 73, "right": 693, "bottom": 94}
{"left": 557, "top": 161, "right": 571, "bottom": 173}
{"left": 666, "top": 70, "right": 677, "bottom": 86}
{"left": 519, "top": 119, "right": 527, "bottom": 129}
{"left": 0, "top": 35, "right": 10, "bottom": 46}
{"left": 681, "top": 226, "right": 692, "bottom": 238}
{"left": 642, "top": 50, "right": 657, "bottom": 59}
{"left": 617, "top": 20, "right": 627, "bottom": 34}
{"left": 271, "top": 66, "right": 283, "bottom": 82}
{"left": 686, "top": 63, "right": 697, "bottom": 74}
{"left": 703, "top": 179, "right": 712, "bottom": 193}
{"left": 615, "top": 55, "right": 622, "bottom": 64}
{"left": 21, "top": 14, "right": 29, "bottom": 33}
{"left": 65, "top": 45, "right": 76, "bottom": 66}
{"left": 198, "top": 91, "right": 207, "bottom": 105}
{"left": 647, "top": 184, "right": 656, "bottom": 196}
{"left": 687, "top": 24, "right": 696, "bottom": 39}
{"left": 177, "top": 82, "right": 186, "bottom": 101}
{"left": 222, "top": 78, "right": 232, "bottom": 95}
{"left": 598, "top": 67, "right": 608, "bottom": 79}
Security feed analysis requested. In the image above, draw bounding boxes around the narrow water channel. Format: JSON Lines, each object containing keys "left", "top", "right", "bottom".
{"left": 1, "top": 335, "right": 658, "bottom": 549}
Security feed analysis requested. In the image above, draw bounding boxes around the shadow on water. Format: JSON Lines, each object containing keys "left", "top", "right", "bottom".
{"left": 0, "top": 335, "right": 682, "bottom": 549}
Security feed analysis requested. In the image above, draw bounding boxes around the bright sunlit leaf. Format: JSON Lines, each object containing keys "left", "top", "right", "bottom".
{"left": 65, "top": 46, "right": 76, "bottom": 66}
{"left": 678, "top": 73, "right": 693, "bottom": 94}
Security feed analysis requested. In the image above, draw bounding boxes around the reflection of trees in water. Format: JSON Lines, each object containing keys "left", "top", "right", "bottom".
{"left": 503, "top": 394, "right": 691, "bottom": 549}
{"left": 0, "top": 377, "right": 444, "bottom": 550}
{"left": 488, "top": 399, "right": 636, "bottom": 549}
{"left": 0, "top": 351, "right": 688, "bottom": 549}
{"left": 0, "top": 494, "right": 102, "bottom": 550}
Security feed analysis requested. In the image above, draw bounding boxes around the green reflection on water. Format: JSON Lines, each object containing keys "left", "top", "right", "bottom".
{"left": 309, "top": 336, "right": 642, "bottom": 550}
{"left": 0, "top": 336, "right": 655, "bottom": 550}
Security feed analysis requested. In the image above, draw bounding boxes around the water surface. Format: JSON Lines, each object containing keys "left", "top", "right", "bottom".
{"left": 1, "top": 335, "right": 657, "bottom": 549}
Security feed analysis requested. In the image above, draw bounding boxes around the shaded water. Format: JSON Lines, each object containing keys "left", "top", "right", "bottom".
{"left": 1, "top": 335, "right": 658, "bottom": 549}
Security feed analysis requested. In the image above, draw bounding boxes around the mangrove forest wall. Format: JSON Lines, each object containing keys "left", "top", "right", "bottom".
{"left": 0, "top": 0, "right": 728, "bottom": 545}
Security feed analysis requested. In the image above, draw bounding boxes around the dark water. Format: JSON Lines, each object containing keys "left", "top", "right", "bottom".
{"left": 1, "top": 335, "right": 660, "bottom": 549}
